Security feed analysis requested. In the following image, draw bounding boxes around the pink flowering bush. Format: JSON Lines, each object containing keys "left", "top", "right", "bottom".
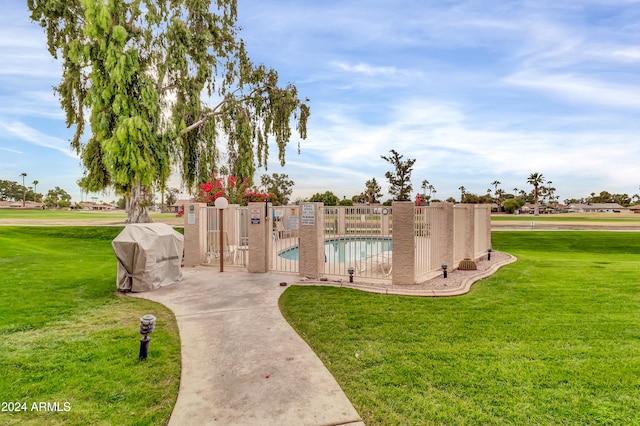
{"left": 194, "top": 176, "right": 274, "bottom": 206}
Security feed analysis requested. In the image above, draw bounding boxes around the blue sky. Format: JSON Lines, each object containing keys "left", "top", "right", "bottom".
{"left": 1, "top": 0, "right": 639, "bottom": 203}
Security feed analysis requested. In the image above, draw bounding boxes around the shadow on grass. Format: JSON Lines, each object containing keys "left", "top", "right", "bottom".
{"left": 0, "top": 227, "right": 180, "bottom": 425}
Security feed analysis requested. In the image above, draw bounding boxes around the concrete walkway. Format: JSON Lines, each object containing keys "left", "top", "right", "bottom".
{"left": 130, "top": 268, "right": 365, "bottom": 426}
{"left": 129, "top": 253, "right": 516, "bottom": 425}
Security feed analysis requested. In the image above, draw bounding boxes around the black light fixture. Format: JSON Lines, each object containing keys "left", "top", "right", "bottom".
{"left": 441, "top": 262, "right": 448, "bottom": 279}
{"left": 347, "top": 266, "right": 355, "bottom": 283}
{"left": 487, "top": 247, "right": 493, "bottom": 261}
{"left": 139, "top": 314, "right": 156, "bottom": 360}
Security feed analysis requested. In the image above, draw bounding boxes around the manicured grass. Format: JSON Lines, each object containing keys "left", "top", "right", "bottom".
{"left": 0, "top": 209, "right": 179, "bottom": 222}
{"left": 0, "top": 227, "right": 180, "bottom": 425}
{"left": 0, "top": 209, "right": 129, "bottom": 220}
{"left": 492, "top": 213, "right": 640, "bottom": 223}
{"left": 280, "top": 231, "right": 640, "bottom": 425}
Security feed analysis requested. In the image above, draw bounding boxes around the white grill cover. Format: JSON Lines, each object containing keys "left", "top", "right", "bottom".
{"left": 112, "top": 223, "right": 184, "bottom": 292}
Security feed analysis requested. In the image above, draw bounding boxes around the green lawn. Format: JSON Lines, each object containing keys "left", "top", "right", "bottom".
{"left": 0, "top": 227, "right": 180, "bottom": 425}
{"left": 0, "top": 209, "right": 128, "bottom": 220}
{"left": 492, "top": 213, "right": 640, "bottom": 223}
{"left": 0, "top": 209, "right": 181, "bottom": 222}
{"left": 280, "top": 231, "right": 640, "bottom": 425}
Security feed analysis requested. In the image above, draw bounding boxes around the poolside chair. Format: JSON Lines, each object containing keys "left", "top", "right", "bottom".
{"left": 234, "top": 236, "right": 249, "bottom": 266}
{"left": 356, "top": 252, "right": 392, "bottom": 276}
{"left": 273, "top": 220, "right": 291, "bottom": 240}
{"left": 206, "top": 230, "right": 235, "bottom": 264}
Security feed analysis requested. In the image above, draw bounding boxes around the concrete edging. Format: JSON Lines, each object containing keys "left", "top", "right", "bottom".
{"left": 294, "top": 253, "right": 518, "bottom": 297}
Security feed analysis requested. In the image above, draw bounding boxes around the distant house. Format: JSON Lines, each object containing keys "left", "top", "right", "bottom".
{"left": 78, "top": 202, "right": 116, "bottom": 211}
{"left": 547, "top": 203, "right": 568, "bottom": 213}
{"left": 568, "top": 203, "right": 627, "bottom": 213}
{"left": 169, "top": 199, "right": 190, "bottom": 213}
{"left": 519, "top": 203, "right": 567, "bottom": 214}
{"left": 629, "top": 205, "right": 640, "bottom": 214}
{"left": 0, "top": 200, "right": 44, "bottom": 209}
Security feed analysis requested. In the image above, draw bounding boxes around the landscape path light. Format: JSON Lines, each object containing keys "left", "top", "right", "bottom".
{"left": 214, "top": 197, "right": 229, "bottom": 272}
{"left": 487, "top": 247, "right": 493, "bottom": 261}
{"left": 347, "top": 266, "right": 355, "bottom": 283}
{"left": 441, "top": 262, "right": 448, "bottom": 279}
{"left": 139, "top": 314, "right": 156, "bottom": 360}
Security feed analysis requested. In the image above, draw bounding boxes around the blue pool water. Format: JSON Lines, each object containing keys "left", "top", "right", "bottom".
{"left": 279, "top": 237, "right": 392, "bottom": 263}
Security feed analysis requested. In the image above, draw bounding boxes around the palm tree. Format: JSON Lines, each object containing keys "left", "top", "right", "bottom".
{"left": 32, "top": 180, "right": 39, "bottom": 202}
{"left": 491, "top": 180, "right": 501, "bottom": 194}
{"left": 495, "top": 189, "right": 505, "bottom": 212}
{"left": 489, "top": 180, "right": 500, "bottom": 211}
{"left": 420, "top": 179, "right": 429, "bottom": 204}
{"left": 20, "top": 172, "right": 27, "bottom": 207}
{"left": 527, "top": 172, "right": 545, "bottom": 216}
{"left": 519, "top": 189, "right": 528, "bottom": 201}
{"left": 427, "top": 184, "right": 435, "bottom": 204}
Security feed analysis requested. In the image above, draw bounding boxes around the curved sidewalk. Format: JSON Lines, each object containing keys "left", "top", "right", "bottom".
{"left": 130, "top": 269, "right": 365, "bottom": 426}
{"left": 130, "top": 253, "right": 515, "bottom": 425}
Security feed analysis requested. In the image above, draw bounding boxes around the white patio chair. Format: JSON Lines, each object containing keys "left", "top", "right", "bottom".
{"left": 356, "top": 252, "right": 392, "bottom": 276}
{"left": 206, "top": 230, "right": 235, "bottom": 264}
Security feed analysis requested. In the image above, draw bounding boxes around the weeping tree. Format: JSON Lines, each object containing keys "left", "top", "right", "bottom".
{"left": 28, "top": 0, "right": 310, "bottom": 223}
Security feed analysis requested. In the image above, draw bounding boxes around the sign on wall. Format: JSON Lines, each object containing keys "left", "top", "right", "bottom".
{"left": 250, "top": 208, "right": 261, "bottom": 224}
{"left": 301, "top": 203, "right": 315, "bottom": 226}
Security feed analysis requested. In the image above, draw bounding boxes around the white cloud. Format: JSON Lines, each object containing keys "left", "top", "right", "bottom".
{"left": 505, "top": 71, "right": 640, "bottom": 109}
{"left": 0, "top": 121, "right": 77, "bottom": 159}
{"left": 586, "top": 45, "right": 640, "bottom": 62}
{"left": 0, "top": 146, "right": 23, "bottom": 154}
{"left": 331, "top": 61, "right": 398, "bottom": 76}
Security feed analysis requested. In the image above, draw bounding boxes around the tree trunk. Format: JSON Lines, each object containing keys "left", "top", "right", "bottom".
{"left": 126, "top": 184, "right": 153, "bottom": 223}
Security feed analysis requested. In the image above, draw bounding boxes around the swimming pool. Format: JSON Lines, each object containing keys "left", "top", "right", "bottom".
{"left": 279, "top": 237, "right": 392, "bottom": 263}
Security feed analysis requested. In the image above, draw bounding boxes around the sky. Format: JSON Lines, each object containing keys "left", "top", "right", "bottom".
{"left": 1, "top": 0, "right": 639, "bottom": 204}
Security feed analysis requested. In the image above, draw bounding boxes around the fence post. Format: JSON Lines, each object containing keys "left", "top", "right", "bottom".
{"left": 381, "top": 206, "right": 390, "bottom": 235}
{"left": 486, "top": 205, "right": 492, "bottom": 254}
{"left": 474, "top": 204, "right": 491, "bottom": 258}
{"left": 247, "top": 202, "right": 271, "bottom": 273}
{"left": 432, "top": 202, "right": 454, "bottom": 274}
{"left": 456, "top": 204, "right": 475, "bottom": 265}
{"left": 392, "top": 201, "right": 416, "bottom": 285}
{"left": 299, "top": 202, "right": 325, "bottom": 279}
{"left": 483, "top": 204, "right": 492, "bottom": 255}
{"left": 183, "top": 202, "right": 207, "bottom": 267}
